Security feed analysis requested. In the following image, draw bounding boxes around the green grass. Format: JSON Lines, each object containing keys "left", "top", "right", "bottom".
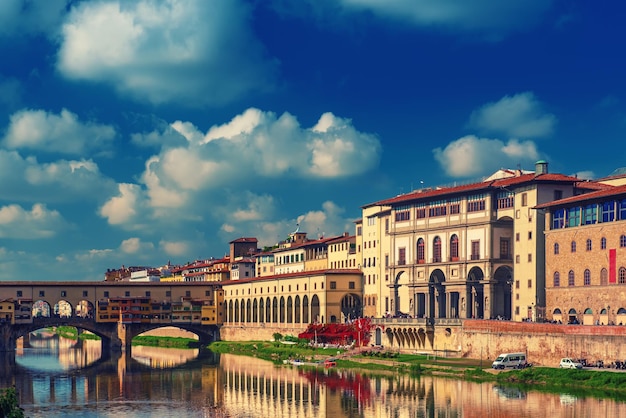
{"left": 132, "top": 335, "right": 199, "bottom": 348}
{"left": 208, "top": 340, "right": 345, "bottom": 364}
{"left": 53, "top": 326, "right": 100, "bottom": 341}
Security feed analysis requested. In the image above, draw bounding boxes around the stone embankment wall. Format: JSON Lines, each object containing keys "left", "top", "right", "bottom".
{"left": 462, "top": 320, "right": 626, "bottom": 366}
{"left": 219, "top": 324, "right": 308, "bottom": 342}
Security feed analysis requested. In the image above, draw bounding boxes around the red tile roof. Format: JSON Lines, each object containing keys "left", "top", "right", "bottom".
{"left": 535, "top": 183, "right": 626, "bottom": 209}
{"left": 366, "top": 172, "right": 580, "bottom": 207}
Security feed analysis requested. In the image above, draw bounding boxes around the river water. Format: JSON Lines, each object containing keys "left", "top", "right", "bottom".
{"left": 2, "top": 336, "right": 626, "bottom": 417}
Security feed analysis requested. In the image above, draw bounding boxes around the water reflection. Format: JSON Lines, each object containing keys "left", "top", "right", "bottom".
{"left": 2, "top": 340, "right": 626, "bottom": 417}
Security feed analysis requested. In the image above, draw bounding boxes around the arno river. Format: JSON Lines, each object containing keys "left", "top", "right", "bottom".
{"left": 2, "top": 336, "right": 626, "bottom": 417}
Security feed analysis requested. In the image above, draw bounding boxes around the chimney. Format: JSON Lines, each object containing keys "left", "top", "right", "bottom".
{"left": 535, "top": 160, "right": 548, "bottom": 175}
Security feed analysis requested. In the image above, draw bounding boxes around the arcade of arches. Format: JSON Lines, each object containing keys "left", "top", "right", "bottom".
{"left": 392, "top": 266, "right": 513, "bottom": 320}
{"left": 220, "top": 271, "right": 364, "bottom": 340}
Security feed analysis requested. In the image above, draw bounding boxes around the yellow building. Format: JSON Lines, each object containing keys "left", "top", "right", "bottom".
{"left": 364, "top": 161, "right": 581, "bottom": 322}
{"left": 0, "top": 299, "right": 15, "bottom": 324}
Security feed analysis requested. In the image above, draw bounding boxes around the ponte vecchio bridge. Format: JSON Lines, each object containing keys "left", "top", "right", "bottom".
{"left": 0, "top": 281, "right": 224, "bottom": 352}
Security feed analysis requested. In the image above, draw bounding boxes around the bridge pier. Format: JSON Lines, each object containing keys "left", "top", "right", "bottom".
{"left": 0, "top": 323, "right": 17, "bottom": 352}
{"left": 116, "top": 323, "right": 133, "bottom": 353}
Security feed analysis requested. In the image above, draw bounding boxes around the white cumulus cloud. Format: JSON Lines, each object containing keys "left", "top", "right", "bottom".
{"left": 160, "top": 240, "right": 189, "bottom": 257}
{"left": 0, "top": 203, "right": 68, "bottom": 239}
{"left": 56, "top": 0, "right": 277, "bottom": 106}
{"left": 469, "top": 92, "right": 556, "bottom": 139}
{"left": 3, "top": 108, "right": 116, "bottom": 155}
{"left": 120, "top": 237, "right": 154, "bottom": 254}
{"left": 433, "top": 135, "right": 540, "bottom": 178}
{"left": 137, "top": 108, "right": 380, "bottom": 210}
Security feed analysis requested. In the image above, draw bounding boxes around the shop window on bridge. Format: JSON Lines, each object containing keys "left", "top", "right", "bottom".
{"left": 17, "top": 291, "right": 22, "bottom": 297}
{"left": 146, "top": 291, "right": 151, "bottom": 297}
{"left": 104, "top": 291, "right": 109, "bottom": 297}
{"left": 186, "top": 291, "right": 191, "bottom": 297}
{"left": 61, "top": 291, "right": 67, "bottom": 297}
{"left": 83, "top": 291, "right": 88, "bottom": 297}
{"left": 125, "top": 291, "right": 130, "bottom": 297}
{"left": 39, "top": 291, "right": 45, "bottom": 297}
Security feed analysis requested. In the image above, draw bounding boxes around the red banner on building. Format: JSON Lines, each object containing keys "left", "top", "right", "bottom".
{"left": 609, "top": 249, "right": 617, "bottom": 283}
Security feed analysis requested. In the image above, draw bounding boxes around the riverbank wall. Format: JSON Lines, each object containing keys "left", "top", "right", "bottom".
{"left": 462, "top": 320, "right": 626, "bottom": 367}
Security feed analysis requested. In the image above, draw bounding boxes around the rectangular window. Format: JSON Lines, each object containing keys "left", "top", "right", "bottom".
{"left": 416, "top": 202, "right": 426, "bottom": 219}
{"left": 166, "top": 291, "right": 171, "bottom": 297}
{"left": 528, "top": 231, "right": 532, "bottom": 240}
{"left": 385, "top": 218, "right": 389, "bottom": 232}
{"left": 521, "top": 193, "right": 528, "bottom": 207}
{"left": 552, "top": 208, "right": 565, "bottom": 229}
{"left": 61, "top": 291, "right": 67, "bottom": 297}
{"left": 398, "top": 247, "right": 406, "bottom": 265}
{"left": 467, "top": 194, "right": 486, "bottom": 212}
{"left": 83, "top": 291, "right": 88, "bottom": 297}
{"left": 125, "top": 291, "right": 130, "bottom": 297}
{"left": 17, "top": 291, "right": 22, "bottom": 297}
{"left": 515, "top": 233, "right": 520, "bottom": 242}
{"left": 516, "top": 280, "right": 520, "bottom": 289}
{"left": 39, "top": 291, "right": 45, "bottom": 297}
{"left": 528, "top": 279, "right": 532, "bottom": 288}
{"left": 516, "top": 255, "right": 520, "bottom": 264}
{"left": 357, "top": 225, "right": 362, "bottom": 236}
{"left": 349, "top": 281, "right": 355, "bottom": 289}
{"left": 104, "top": 291, "right": 109, "bottom": 298}
{"left": 385, "top": 254, "right": 389, "bottom": 267}
{"left": 567, "top": 207, "right": 581, "bottom": 227}
{"left": 497, "top": 191, "right": 514, "bottom": 209}
{"left": 601, "top": 201, "right": 615, "bottom": 222}
{"left": 554, "top": 190, "right": 563, "bottom": 200}
{"left": 428, "top": 200, "right": 447, "bottom": 217}
{"left": 368, "top": 217, "right": 376, "bottom": 226}
{"left": 500, "top": 239, "right": 510, "bottom": 259}
{"left": 330, "top": 281, "right": 337, "bottom": 289}
{"left": 471, "top": 240, "right": 480, "bottom": 260}
{"left": 395, "top": 205, "right": 411, "bottom": 222}
{"left": 619, "top": 199, "right": 626, "bottom": 220}
{"left": 528, "top": 253, "right": 532, "bottom": 262}
{"left": 583, "top": 204, "right": 597, "bottom": 225}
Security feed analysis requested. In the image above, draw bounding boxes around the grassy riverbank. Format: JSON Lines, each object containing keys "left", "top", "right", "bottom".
{"left": 208, "top": 340, "right": 626, "bottom": 400}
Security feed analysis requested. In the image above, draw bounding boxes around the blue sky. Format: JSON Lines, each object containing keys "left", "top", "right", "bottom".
{"left": 0, "top": 0, "right": 625, "bottom": 281}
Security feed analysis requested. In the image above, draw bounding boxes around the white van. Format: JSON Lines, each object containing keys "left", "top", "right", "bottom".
{"left": 492, "top": 352, "right": 527, "bottom": 369}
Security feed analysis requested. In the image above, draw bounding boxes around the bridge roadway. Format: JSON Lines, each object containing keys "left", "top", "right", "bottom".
{"left": 0, "top": 281, "right": 222, "bottom": 352}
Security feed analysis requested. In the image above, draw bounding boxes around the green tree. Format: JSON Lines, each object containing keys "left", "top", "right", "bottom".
{"left": 0, "top": 387, "right": 24, "bottom": 418}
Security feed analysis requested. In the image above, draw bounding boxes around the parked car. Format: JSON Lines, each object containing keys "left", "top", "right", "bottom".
{"left": 492, "top": 352, "right": 528, "bottom": 369}
{"left": 559, "top": 358, "right": 583, "bottom": 369}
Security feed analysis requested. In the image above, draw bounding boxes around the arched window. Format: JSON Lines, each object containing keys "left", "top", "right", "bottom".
{"left": 586, "top": 239, "right": 592, "bottom": 251}
{"left": 417, "top": 238, "right": 425, "bottom": 263}
{"left": 621, "top": 235, "right": 626, "bottom": 248}
{"left": 620, "top": 267, "right": 626, "bottom": 284}
{"left": 554, "top": 243, "right": 559, "bottom": 255}
{"left": 584, "top": 269, "right": 591, "bottom": 286}
{"left": 553, "top": 272, "right": 560, "bottom": 287}
{"left": 450, "top": 234, "right": 459, "bottom": 261}
{"left": 433, "top": 236, "right": 442, "bottom": 263}
{"left": 568, "top": 270, "right": 575, "bottom": 286}
{"left": 601, "top": 268, "right": 608, "bottom": 286}
{"left": 571, "top": 241, "right": 577, "bottom": 253}
{"left": 601, "top": 237, "right": 607, "bottom": 249}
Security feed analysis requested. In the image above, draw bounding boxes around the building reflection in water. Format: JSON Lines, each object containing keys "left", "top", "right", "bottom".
{"left": 4, "top": 340, "right": 626, "bottom": 417}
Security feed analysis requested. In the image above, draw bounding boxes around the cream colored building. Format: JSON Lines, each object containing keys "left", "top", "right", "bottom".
{"left": 363, "top": 161, "right": 582, "bottom": 322}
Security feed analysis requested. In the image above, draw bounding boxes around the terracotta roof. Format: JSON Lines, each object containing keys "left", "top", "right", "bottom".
{"left": 229, "top": 237, "right": 258, "bottom": 244}
{"left": 575, "top": 180, "right": 614, "bottom": 191}
{"left": 535, "top": 183, "right": 626, "bottom": 209}
{"left": 220, "top": 269, "right": 362, "bottom": 286}
{"left": 365, "top": 172, "right": 581, "bottom": 207}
